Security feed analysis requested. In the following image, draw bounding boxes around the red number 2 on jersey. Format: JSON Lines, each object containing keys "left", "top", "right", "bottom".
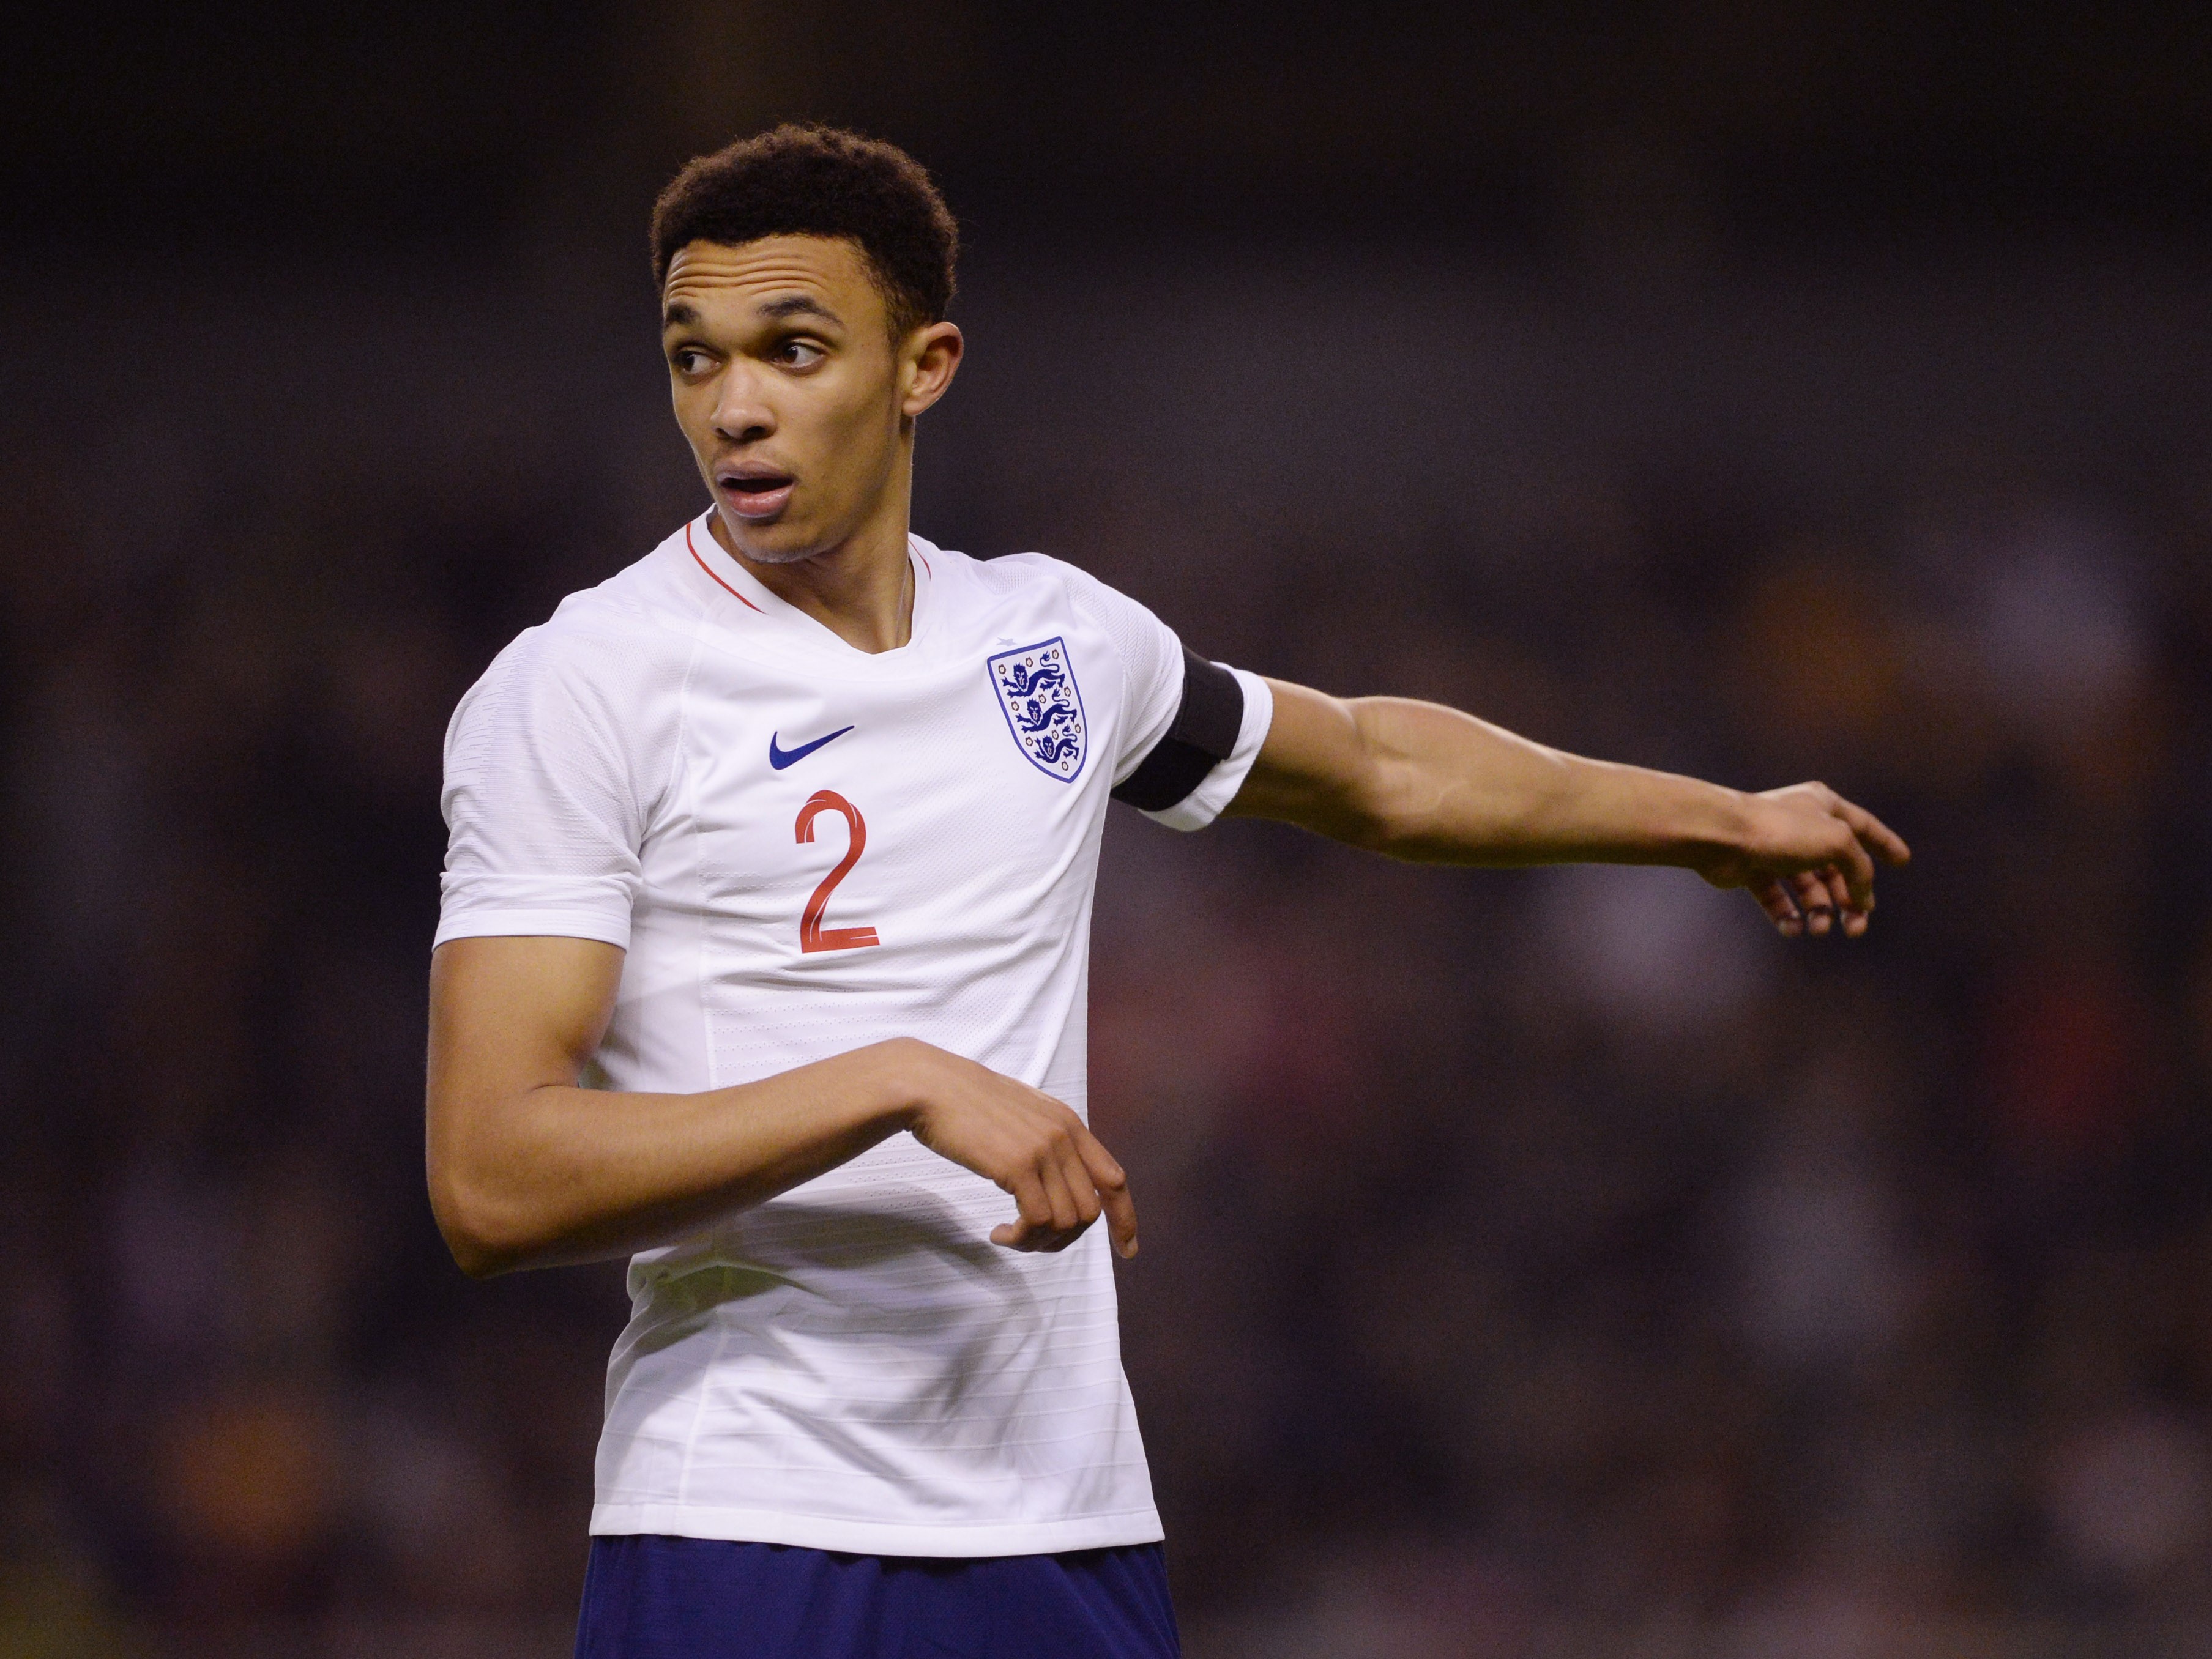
{"left": 794, "top": 790, "right": 881, "bottom": 953}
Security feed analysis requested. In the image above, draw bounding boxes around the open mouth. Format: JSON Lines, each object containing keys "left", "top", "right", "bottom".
{"left": 717, "top": 470, "right": 795, "bottom": 520}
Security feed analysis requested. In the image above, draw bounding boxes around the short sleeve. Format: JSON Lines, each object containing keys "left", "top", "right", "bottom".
{"left": 1059, "top": 564, "right": 1275, "bottom": 833}
{"left": 434, "top": 620, "right": 679, "bottom": 951}
{"left": 1126, "top": 663, "right": 1273, "bottom": 831}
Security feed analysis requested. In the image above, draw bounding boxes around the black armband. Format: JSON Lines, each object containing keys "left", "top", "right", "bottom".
{"left": 1111, "top": 648, "right": 1246, "bottom": 811}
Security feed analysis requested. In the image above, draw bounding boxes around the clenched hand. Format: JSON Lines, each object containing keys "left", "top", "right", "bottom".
{"left": 896, "top": 1042, "right": 1138, "bottom": 1257}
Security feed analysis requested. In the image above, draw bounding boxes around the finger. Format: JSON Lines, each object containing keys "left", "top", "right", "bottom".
{"left": 1754, "top": 878, "right": 1802, "bottom": 936}
{"left": 1822, "top": 865, "right": 1869, "bottom": 937}
{"left": 1821, "top": 866, "right": 1852, "bottom": 915}
{"left": 1026, "top": 1130, "right": 1108, "bottom": 1254}
{"left": 1756, "top": 878, "right": 1800, "bottom": 933}
{"left": 1823, "top": 815, "right": 1878, "bottom": 911}
{"left": 1790, "top": 870, "right": 1834, "bottom": 935}
{"left": 996, "top": 1219, "right": 1079, "bottom": 1252}
{"left": 1035, "top": 1149, "right": 1084, "bottom": 1236}
{"left": 1056, "top": 1138, "right": 1103, "bottom": 1228}
{"left": 1836, "top": 798, "right": 1912, "bottom": 867}
{"left": 1073, "top": 1124, "right": 1139, "bottom": 1259}
{"left": 1004, "top": 1167, "right": 1054, "bottom": 1234}
{"left": 991, "top": 1206, "right": 1062, "bottom": 1252}
{"left": 1822, "top": 866, "right": 1873, "bottom": 938}
{"left": 1787, "top": 868, "right": 1830, "bottom": 921}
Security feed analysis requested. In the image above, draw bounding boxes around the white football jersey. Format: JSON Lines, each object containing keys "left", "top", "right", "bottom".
{"left": 436, "top": 512, "right": 1272, "bottom": 1557}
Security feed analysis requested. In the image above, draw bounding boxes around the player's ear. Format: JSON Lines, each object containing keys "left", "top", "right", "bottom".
{"left": 899, "top": 322, "right": 963, "bottom": 418}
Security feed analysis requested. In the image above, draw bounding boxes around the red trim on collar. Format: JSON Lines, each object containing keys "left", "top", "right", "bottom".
{"left": 686, "top": 518, "right": 765, "bottom": 613}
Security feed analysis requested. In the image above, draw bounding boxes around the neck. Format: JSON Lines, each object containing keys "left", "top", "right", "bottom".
{"left": 710, "top": 465, "right": 915, "bottom": 654}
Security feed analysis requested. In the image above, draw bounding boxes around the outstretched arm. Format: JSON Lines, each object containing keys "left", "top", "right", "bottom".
{"left": 1225, "top": 680, "right": 1910, "bottom": 937}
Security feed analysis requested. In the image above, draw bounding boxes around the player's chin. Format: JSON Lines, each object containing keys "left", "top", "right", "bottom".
{"left": 717, "top": 509, "right": 818, "bottom": 566}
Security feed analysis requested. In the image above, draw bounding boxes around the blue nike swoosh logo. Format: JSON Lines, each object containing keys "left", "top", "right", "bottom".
{"left": 769, "top": 725, "right": 855, "bottom": 769}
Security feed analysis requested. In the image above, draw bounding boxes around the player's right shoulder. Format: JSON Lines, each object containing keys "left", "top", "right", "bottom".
{"left": 445, "top": 536, "right": 705, "bottom": 752}
{"left": 486, "top": 538, "right": 707, "bottom": 684}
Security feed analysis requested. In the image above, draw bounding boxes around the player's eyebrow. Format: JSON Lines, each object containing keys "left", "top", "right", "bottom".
{"left": 756, "top": 294, "right": 843, "bottom": 326}
{"left": 661, "top": 295, "right": 843, "bottom": 332}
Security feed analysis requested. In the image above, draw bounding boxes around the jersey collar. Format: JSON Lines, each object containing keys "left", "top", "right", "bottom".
{"left": 682, "top": 511, "right": 937, "bottom": 659}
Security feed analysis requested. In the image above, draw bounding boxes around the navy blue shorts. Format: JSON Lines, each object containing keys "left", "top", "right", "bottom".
{"left": 575, "top": 1534, "right": 1181, "bottom": 1659}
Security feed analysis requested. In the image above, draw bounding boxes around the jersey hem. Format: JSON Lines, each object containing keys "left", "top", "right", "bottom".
{"left": 586, "top": 1503, "right": 1167, "bottom": 1559}
{"left": 432, "top": 911, "right": 631, "bottom": 950}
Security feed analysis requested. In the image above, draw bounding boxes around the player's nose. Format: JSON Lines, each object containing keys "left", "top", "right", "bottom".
{"left": 710, "top": 366, "right": 776, "bottom": 443}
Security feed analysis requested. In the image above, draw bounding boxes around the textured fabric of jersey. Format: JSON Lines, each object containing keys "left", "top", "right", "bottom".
{"left": 437, "top": 514, "right": 1273, "bottom": 1557}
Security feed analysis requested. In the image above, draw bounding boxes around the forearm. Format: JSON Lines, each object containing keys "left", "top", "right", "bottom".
{"left": 1232, "top": 680, "right": 1905, "bottom": 935}
{"left": 429, "top": 1039, "right": 922, "bottom": 1276}
{"left": 1297, "top": 694, "right": 1755, "bottom": 869}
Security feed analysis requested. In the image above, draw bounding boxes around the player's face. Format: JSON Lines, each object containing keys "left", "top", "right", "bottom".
{"left": 661, "top": 235, "right": 957, "bottom": 566}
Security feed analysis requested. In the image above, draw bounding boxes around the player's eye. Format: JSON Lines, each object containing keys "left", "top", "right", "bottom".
{"left": 770, "top": 339, "right": 825, "bottom": 369}
{"left": 670, "top": 347, "right": 715, "bottom": 376}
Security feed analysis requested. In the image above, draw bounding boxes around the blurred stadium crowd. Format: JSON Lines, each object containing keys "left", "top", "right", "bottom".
{"left": 4, "top": 228, "right": 2210, "bottom": 1658}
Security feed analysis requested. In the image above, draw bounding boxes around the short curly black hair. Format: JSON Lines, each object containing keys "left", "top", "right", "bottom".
{"left": 650, "top": 125, "right": 958, "bottom": 340}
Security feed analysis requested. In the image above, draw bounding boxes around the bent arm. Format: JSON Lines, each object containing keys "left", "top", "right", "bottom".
{"left": 1226, "top": 680, "right": 1909, "bottom": 935}
{"left": 426, "top": 935, "right": 1136, "bottom": 1278}
{"left": 426, "top": 935, "right": 918, "bottom": 1275}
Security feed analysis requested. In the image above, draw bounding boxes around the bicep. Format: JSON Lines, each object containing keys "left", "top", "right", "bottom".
{"left": 425, "top": 935, "right": 628, "bottom": 1271}
{"left": 1223, "top": 678, "right": 1384, "bottom": 837}
{"left": 427, "top": 935, "right": 625, "bottom": 1124}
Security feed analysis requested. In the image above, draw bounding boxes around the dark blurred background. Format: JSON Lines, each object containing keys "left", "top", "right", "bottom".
{"left": 8, "top": 4, "right": 2212, "bottom": 1654}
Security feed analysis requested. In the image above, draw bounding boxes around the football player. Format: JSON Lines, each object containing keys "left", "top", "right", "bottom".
{"left": 428, "top": 125, "right": 1908, "bottom": 1659}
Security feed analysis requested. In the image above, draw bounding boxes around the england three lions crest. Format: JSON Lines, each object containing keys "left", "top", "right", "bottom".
{"left": 988, "top": 637, "right": 1088, "bottom": 782}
